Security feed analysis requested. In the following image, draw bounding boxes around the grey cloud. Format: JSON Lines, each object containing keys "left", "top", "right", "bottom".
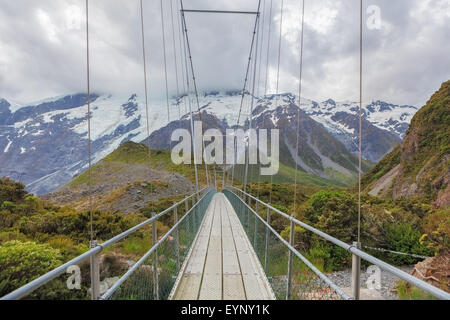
{"left": 0, "top": 0, "right": 449, "bottom": 107}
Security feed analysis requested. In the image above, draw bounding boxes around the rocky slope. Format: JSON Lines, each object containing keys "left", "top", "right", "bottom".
{"left": 44, "top": 142, "right": 195, "bottom": 214}
{"left": 362, "top": 80, "right": 450, "bottom": 208}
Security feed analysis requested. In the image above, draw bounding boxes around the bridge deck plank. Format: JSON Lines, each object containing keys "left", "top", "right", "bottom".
{"left": 171, "top": 193, "right": 274, "bottom": 300}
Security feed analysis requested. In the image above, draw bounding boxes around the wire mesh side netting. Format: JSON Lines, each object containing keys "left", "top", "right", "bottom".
{"left": 108, "top": 190, "right": 214, "bottom": 300}
{"left": 223, "top": 190, "right": 347, "bottom": 300}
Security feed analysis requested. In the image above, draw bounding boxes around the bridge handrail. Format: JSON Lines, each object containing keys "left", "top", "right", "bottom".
{"left": 1, "top": 187, "right": 209, "bottom": 300}
{"left": 223, "top": 189, "right": 351, "bottom": 300}
{"left": 101, "top": 188, "right": 215, "bottom": 299}
{"left": 227, "top": 186, "right": 450, "bottom": 300}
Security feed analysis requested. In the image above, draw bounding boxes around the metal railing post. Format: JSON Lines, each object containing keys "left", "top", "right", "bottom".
{"left": 286, "top": 216, "right": 295, "bottom": 300}
{"left": 174, "top": 203, "right": 180, "bottom": 272}
{"left": 193, "top": 197, "right": 197, "bottom": 231}
{"left": 264, "top": 208, "right": 271, "bottom": 273}
{"left": 253, "top": 200, "right": 258, "bottom": 247}
{"left": 352, "top": 241, "right": 361, "bottom": 300}
{"left": 152, "top": 212, "right": 159, "bottom": 300}
{"left": 246, "top": 197, "right": 250, "bottom": 231}
{"left": 90, "top": 240, "right": 101, "bottom": 300}
{"left": 185, "top": 199, "right": 191, "bottom": 244}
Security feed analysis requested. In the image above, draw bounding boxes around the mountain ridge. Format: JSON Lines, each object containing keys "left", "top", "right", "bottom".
{"left": 0, "top": 91, "right": 416, "bottom": 194}
{"left": 362, "top": 80, "right": 450, "bottom": 208}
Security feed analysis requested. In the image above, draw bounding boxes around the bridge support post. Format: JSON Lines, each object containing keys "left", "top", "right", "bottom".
{"left": 152, "top": 212, "right": 159, "bottom": 300}
{"left": 286, "top": 216, "right": 295, "bottom": 300}
{"left": 89, "top": 240, "right": 101, "bottom": 300}
{"left": 174, "top": 204, "right": 180, "bottom": 272}
{"left": 185, "top": 199, "right": 191, "bottom": 244}
{"left": 253, "top": 201, "right": 258, "bottom": 247}
{"left": 351, "top": 241, "right": 361, "bottom": 300}
{"left": 246, "top": 197, "right": 250, "bottom": 231}
{"left": 264, "top": 208, "right": 271, "bottom": 273}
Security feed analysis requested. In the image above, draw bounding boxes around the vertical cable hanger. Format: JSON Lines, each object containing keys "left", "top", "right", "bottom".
{"left": 255, "top": 0, "right": 266, "bottom": 202}
{"left": 85, "top": 0, "right": 93, "bottom": 243}
{"left": 244, "top": 10, "right": 261, "bottom": 194}
{"left": 269, "top": 0, "right": 284, "bottom": 208}
{"left": 264, "top": 0, "right": 274, "bottom": 97}
{"left": 160, "top": 0, "right": 171, "bottom": 123}
{"left": 265, "top": 0, "right": 275, "bottom": 206}
{"left": 169, "top": 0, "right": 181, "bottom": 121}
{"left": 180, "top": 0, "right": 210, "bottom": 186}
{"left": 180, "top": 5, "right": 200, "bottom": 196}
{"left": 139, "top": 0, "right": 154, "bottom": 215}
{"left": 175, "top": 0, "right": 188, "bottom": 118}
{"left": 293, "top": 0, "right": 305, "bottom": 215}
{"left": 358, "top": 0, "right": 363, "bottom": 244}
{"left": 231, "top": 0, "right": 262, "bottom": 186}
{"left": 258, "top": 0, "right": 273, "bottom": 202}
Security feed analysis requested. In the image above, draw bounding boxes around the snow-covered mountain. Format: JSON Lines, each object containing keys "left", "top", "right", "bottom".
{"left": 0, "top": 91, "right": 417, "bottom": 194}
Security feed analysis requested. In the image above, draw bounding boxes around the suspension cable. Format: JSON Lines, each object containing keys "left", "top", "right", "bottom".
{"left": 254, "top": 0, "right": 266, "bottom": 202}
{"left": 244, "top": 10, "right": 261, "bottom": 193}
{"left": 176, "top": 0, "right": 188, "bottom": 116}
{"left": 256, "top": 0, "right": 272, "bottom": 203}
{"left": 293, "top": 0, "right": 305, "bottom": 215}
{"left": 85, "top": 0, "right": 93, "bottom": 243}
{"left": 231, "top": 0, "right": 262, "bottom": 186}
{"left": 160, "top": 0, "right": 171, "bottom": 123}
{"left": 180, "top": 0, "right": 214, "bottom": 186}
{"left": 264, "top": 0, "right": 274, "bottom": 96}
{"left": 169, "top": 0, "right": 181, "bottom": 120}
{"left": 180, "top": 5, "right": 199, "bottom": 196}
{"left": 358, "top": 0, "right": 363, "bottom": 244}
{"left": 265, "top": 0, "right": 274, "bottom": 207}
{"left": 269, "top": 0, "right": 284, "bottom": 208}
{"left": 139, "top": 0, "right": 153, "bottom": 214}
{"left": 235, "top": 0, "right": 262, "bottom": 127}
{"left": 256, "top": 0, "right": 266, "bottom": 98}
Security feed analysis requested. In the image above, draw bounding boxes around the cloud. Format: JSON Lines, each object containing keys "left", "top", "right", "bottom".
{"left": 0, "top": 0, "right": 449, "bottom": 107}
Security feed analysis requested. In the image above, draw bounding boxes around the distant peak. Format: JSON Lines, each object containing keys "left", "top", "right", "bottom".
{"left": 323, "top": 98, "right": 336, "bottom": 105}
{"left": 0, "top": 98, "right": 10, "bottom": 109}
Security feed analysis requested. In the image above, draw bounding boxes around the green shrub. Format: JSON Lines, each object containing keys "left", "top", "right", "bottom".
{"left": 303, "top": 190, "right": 358, "bottom": 242}
{"left": 383, "top": 223, "right": 433, "bottom": 265}
{"left": 0, "top": 177, "right": 28, "bottom": 204}
{"left": 0, "top": 241, "right": 62, "bottom": 297}
{"left": 420, "top": 210, "right": 450, "bottom": 253}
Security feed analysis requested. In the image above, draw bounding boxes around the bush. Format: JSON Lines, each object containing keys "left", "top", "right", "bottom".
{"left": 420, "top": 210, "right": 450, "bottom": 253}
{"left": 0, "top": 241, "right": 62, "bottom": 297}
{"left": 384, "top": 223, "right": 433, "bottom": 265}
{"left": 303, "top": 190, "right": 358, "bottom": 242}
{"left": 0, "top": 177, "right": 28, "bottom": 204}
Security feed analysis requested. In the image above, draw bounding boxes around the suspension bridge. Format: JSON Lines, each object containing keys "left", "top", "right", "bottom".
{"left": 1, "top": 0, "right": 449, "bottom": 301}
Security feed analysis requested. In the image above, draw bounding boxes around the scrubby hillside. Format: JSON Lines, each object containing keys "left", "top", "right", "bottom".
{"left": 362, "top": 80, "right": 450, "bottom": 208}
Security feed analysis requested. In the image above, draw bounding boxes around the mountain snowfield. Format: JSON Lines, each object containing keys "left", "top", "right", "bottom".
{"left": 0, "top": 91, "right": 417, "bottom": 194}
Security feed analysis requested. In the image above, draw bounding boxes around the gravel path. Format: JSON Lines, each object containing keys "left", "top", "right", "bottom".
{"left": 327, "top": 265, "right": 414, "bottom": 300}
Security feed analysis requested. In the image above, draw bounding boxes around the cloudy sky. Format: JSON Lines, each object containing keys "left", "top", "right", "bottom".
{"left": 0, "top": 0, "right": 449, "bottom": 107}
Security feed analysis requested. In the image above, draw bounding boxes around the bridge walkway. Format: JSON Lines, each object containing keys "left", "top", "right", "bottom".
{"left": 170, "top": 192, "right": 275, "bottom": 300}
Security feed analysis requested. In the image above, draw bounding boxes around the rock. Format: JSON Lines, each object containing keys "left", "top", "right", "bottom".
{"left": 410, "top": 251, "right": 450, "bottom": 292}
{"left": 88, "top": 276, "right": 120, "bottom": 296}
{"left": 125, "top": 260, "right": 136, "bottom": 268}
{"left": 341, "top": 287, "right": 385, "bottom": 300}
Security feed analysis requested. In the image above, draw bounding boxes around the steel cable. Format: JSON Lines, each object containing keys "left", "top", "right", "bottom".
{"left": 293, "top": 0, "right": 305, "bottom": 215}
{"left": 269, "top": 0, "right": 284, "bottom": 208}
{"left": 85, "top": 0, "right": 93, "bottom": 242}
{"left": 160, "top": 0, "right": 171, "bottom": 123}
